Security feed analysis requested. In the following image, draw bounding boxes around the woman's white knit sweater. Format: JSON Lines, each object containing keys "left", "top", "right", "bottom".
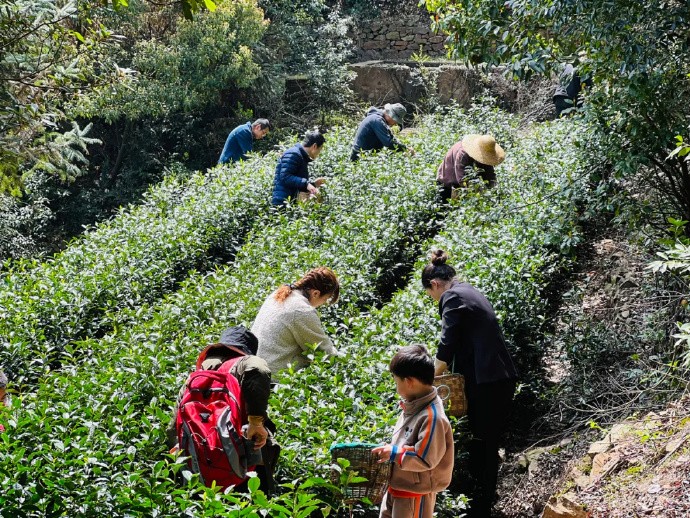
{"left": 251, "top": 289, "right": 338, "bottom": 372}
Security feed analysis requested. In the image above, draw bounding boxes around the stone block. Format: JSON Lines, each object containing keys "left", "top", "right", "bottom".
{"left": 591, "top": 451, "right": 620, "bottom": 478}
{"left": 415, "top": 25, "right": 431, "bottom": 35}
{"left": 542, "top": 494, "right": 588, "bottom": 518}
{"left": 402, "top": 35, "right": 416, "bottom": 42}
{"left": 587, "top": 438, "right": 612, "bottom": 455}
{"left": 385, "top": 31, "right": 400, "bottom": 40}
{"left": 361, "top": 41, "right": 382, "bottom": 51}
{"left": 429, "top": 35, "right": 445, "bottom": 44}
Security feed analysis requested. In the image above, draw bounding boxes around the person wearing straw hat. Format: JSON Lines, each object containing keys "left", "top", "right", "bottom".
{"left": 436, "top": 134, "right": 505, "bottom": 201}
{"left": 350, "top": 103, "right": 411, "bottom": 161}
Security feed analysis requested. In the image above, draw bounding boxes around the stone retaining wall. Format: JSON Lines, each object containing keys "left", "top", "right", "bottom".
{"left": 348, "top": 5, "right": 446, "bottom": 61}
{"left": 347, "top": 61, "right": 518, "bottom": 110}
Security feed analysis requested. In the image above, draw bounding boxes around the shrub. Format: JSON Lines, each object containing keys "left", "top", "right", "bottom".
{"left": 0, "top": 156, "right": 274, "bottom": 381}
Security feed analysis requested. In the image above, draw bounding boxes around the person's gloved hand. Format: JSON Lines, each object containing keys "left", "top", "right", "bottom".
{"left": 246, "top": 415, "right": 268, "bottom": 449}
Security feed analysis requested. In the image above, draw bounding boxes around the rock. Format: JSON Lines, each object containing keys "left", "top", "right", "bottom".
{"left": 588, "top": 438, "right": 612, "bottom": 455}
{"left": 665, "top": 435, "right": 687, "bottom": 453}
{"left": 542, "top": 494, "right": 588, "bottom": 518}
{"left": 621, "top": 309, "right": 630, "bottom": 318}
{"left": 573, "top": 474, "right": 591, "bottom": 490}
{"left": 518, "top": 453, "right": 529, "bottom": 470}
{"left": 385, "top": 31, "right": 400, "bottom": 40}
{"left": 591, "top": 451, "right": 620, "bottom": 478}
{"left": 559, "top": 438, "right": 573, "bottom": 448}
{"left": 609, "top": 423, "right": 631, "bottom": 442}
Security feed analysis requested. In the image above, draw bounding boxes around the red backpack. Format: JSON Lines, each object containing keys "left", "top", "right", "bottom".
{"left": 176, "top": 356, "right": 256, "bottom": 489}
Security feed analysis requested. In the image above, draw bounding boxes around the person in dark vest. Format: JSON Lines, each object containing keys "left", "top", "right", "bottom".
{"left": 552, "top": 63, "right": 592, "bottom": 117}
{"left": 350, "top": 103, "right": 410, "bottom": 161}
{"left": 166, "top": 326, "right": 280, "bottom": 494}
{"left": 422, "top": 250, "right": 518, "bottom": 518}
{"left": 271, "top": 129, "right": 326, "bottom": 206}
{"left": 218, "top": 119, "right": 271, "bottom": 164}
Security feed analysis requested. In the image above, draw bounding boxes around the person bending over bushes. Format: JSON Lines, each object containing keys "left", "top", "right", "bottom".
{"left": 372, "top": 344, "right": 454, "bottom": 518}
{"left": 252, "top": 267, "right": 342, "bottom": 372}
{"left": 218, "top": 118, "right": 271, "bottom": 164}
{"left": 350, "top": 102, "right": 411, "bottom": 161}
{"left": 422, "top": 250, "right": 518, "bottom": 517}
{"left": 166, "top": 326, "right": 280, "bottom": 494}
{"left": 436, "top": 134, "right": 505, "bottom": 201}
{"left": 271, "top": 129, "right": 327, "bottom": 206}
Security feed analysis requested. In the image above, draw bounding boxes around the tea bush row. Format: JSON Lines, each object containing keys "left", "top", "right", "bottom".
{"left": 0, "top": 105, "right": 520, "bottom": 516}
{"left": 268, "top": 119, "right": 596, "bottom": 513}
{"left": 0, "top": 158, "right": 275, "bottom": 380}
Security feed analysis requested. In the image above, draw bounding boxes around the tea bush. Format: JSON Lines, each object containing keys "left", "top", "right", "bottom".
{"left": 0, "top": 105, "right": 522, "bottom": 516}
{"left": 0, "top": 108, "right": 600, "bottom": 517}
{"left": 269, "top": 119, "right": 596, "bottom": 510}
{"left": 0, "top": 157, "right": 275, "bottom": 380}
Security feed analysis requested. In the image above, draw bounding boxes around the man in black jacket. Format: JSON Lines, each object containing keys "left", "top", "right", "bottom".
{"left": 553, "top": 63, "right": 593, "bottom": 117}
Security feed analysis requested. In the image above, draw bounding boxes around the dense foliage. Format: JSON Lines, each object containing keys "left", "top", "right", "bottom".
{"left": 0, "top": 155, "right": 275, "bottom": 382}
{"left": 0, "top": 105, "right": 599, "bottom": 516}
{"left": 423, "top": 0, "right": 690, "bottom": 232}
{"left": 0, "top": 0, "right": 355, "bottom": 262}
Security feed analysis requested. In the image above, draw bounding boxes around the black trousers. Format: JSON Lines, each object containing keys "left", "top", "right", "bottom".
{"left": 463, "top": 379, "right": 516, "bottom": 518}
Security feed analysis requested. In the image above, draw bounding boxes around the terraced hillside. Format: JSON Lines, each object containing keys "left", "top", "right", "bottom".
{"left": 0, "top": 106, "right": 598, "bottom": 517}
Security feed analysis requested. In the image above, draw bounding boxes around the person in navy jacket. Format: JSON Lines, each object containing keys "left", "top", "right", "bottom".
{"left": 218, "top": 119, "right": 271, "bottom": 164}
{"left": 350, "top": 103, "right": 410, "bottom": 161}
{"left": 271, "top": 129, "right": 326, "bottom": 206}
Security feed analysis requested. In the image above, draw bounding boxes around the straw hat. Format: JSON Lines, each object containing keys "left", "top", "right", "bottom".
{"left": 462, "top": 134, "right": 505, "bottom": 166}
{"left": 383, "top": 103, "right": 406, "bottom": 126}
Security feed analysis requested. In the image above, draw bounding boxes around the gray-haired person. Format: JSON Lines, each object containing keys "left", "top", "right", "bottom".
{"left": 350, "top": 103, "right": 410, "bottom": 161}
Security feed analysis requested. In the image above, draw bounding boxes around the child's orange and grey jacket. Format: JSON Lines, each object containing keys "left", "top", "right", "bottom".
{"left": 386, "top": 387, "right": 454, "bottom": 497}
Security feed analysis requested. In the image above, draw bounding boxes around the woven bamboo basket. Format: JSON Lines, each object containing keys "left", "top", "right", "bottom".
{"left": 330, "top": 442, "right": 391, "bottom": 505}
{"left": 433, "top": 373, "right": 467, "bottom": 417}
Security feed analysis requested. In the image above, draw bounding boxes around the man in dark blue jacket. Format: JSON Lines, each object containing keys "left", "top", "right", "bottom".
{"left": 350, "top": 103, "right": 409, "bottom": 161}
{"left": 553, "top": 64, "right": 592, "bottom": 117}
{"left": 271, "top": 129, "right": 326, "bottom": 206}
{"left": 218, "top": 119, "right": 271, "bottom": 164}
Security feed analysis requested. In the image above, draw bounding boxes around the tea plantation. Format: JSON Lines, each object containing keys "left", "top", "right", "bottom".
{"left": 0, "top": 105, "right": 597, "bottom": 517}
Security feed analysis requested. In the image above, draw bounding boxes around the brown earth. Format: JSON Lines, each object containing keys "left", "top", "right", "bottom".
{"left": 493, "top": 235, "right": 690, "bottom": 517}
